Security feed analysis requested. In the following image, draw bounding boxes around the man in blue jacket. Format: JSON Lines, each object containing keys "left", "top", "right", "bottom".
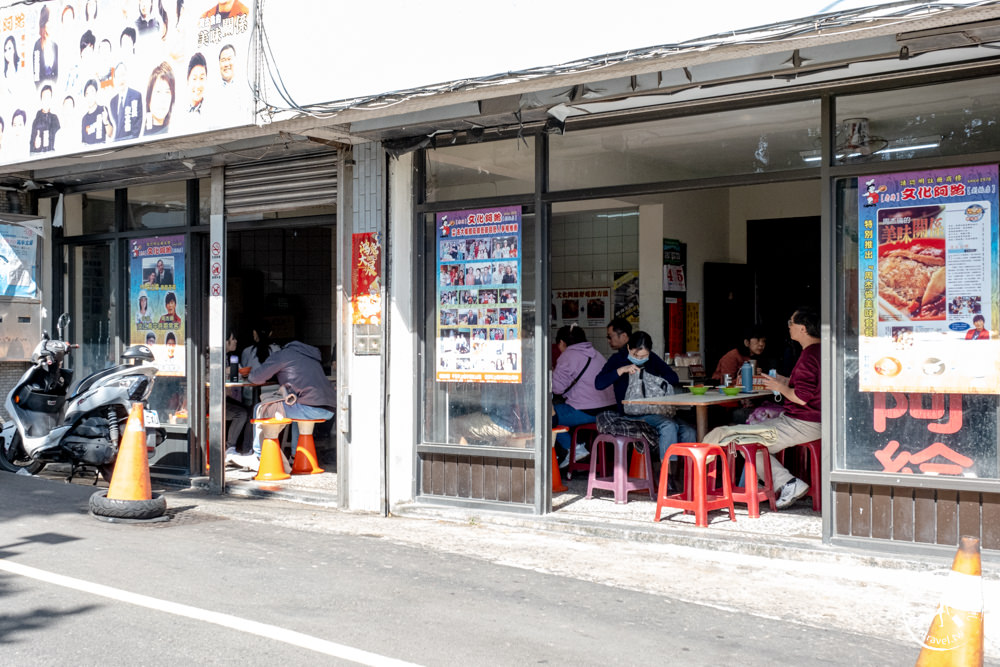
{"left": 229, "top": 340, "right": 335, "bottom": 471}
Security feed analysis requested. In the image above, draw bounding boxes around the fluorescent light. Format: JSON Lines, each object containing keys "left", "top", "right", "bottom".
{"left": 799, "top": 138, "right": 940, "bottom": 163}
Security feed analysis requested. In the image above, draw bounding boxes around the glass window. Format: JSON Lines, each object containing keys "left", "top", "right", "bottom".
{"left": 835, "top": 76, "right": 1000, "bottom": 165}
{"left": 422, "top": 209, "right": 536, "bottom": 446}
{"left": 198, "top": 177, "right": 211, "bottom": 225}
{"left": 68, "top": 243, "right": 118, "bottom": 381}
{"left": 62, "top": 190, "right": 116, "bottom": 235}
{"left": 835, "top": 176, "right": 999, "bottom": 478}
{"left": 550, "top": 100, "right": 820, "bottom": 190}
{"left": 425, "top": 137, "right": 535, "bottom": 202}
{"left": 127, "top": 181, "right": 187, "bottom": 230}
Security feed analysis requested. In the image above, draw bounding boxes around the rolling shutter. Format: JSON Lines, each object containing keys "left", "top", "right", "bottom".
{"left": 224, "top": 151, "right": 337, "bottom": 216}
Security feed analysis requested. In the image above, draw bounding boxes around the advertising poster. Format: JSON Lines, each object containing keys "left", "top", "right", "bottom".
{"left": 351, "top": 232, "right": 381, "bottom": 325}
{"left": 552, "top": 288, "right": 610, "bottom": 327}
{"left": 613, "top": 270, "right": 639, "bottom": 325}
{"left": 0, "top": 221, "right": 40, "bottom": 298}
{"left": 436, "top": 206, "right": 521, "bottom": 383}
{"left": 0, "top": 1, "right": 255, "bottom": 168}
{"left": 130, "top": 235, "right": 185, "bottom": 376}
{"left": 662, "top": 238, "right": 686, "bottom": 292}
{"left": 858, "top": 164, "right": 1000, "bottom": 394}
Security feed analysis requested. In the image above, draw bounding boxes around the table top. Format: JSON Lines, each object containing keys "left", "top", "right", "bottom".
{"left": 623, "top": 389, "right": 771, "bottom": 407}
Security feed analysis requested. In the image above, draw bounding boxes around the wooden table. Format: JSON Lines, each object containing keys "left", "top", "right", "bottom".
{"left": 623, "top": 389, "right": 772, "bottom": 440}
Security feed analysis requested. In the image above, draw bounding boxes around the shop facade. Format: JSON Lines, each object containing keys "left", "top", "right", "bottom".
{"left": 375, "top": 6, "right": 1000, "bottom": 557}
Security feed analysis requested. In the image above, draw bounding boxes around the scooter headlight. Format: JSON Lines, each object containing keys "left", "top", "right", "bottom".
{"left": 124, "top": 376, "right": 152, "bottom": 402}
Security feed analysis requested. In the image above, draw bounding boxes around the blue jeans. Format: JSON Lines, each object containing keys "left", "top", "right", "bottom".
{"left": 253, "top": 403, "right": 334, "bottom": 457}
{"left": 553, "top": 403, "right": 598, "bottom": 451}
{"left": 635, "top": 414, "right": 696, "bottom": 460}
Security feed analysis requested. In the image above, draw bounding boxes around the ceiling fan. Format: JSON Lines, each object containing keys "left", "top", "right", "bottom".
{"left": 800, "top": 117, "right": 940, "bottom": 163}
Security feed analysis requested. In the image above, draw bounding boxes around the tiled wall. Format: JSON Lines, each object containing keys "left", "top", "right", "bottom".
{"left": 550, "top": 208, "right": 639, "bottom": 358}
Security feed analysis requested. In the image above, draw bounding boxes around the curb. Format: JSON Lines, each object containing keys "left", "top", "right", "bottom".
{"left": 189, "top": 476, "right": 340, "bottom": 509}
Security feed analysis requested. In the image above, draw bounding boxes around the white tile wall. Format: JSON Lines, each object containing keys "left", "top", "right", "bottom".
{"left": 550, "top": 208, "right": 639, "bottom": 358}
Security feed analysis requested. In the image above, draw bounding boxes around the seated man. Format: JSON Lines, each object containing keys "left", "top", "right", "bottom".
{"left": 229, "top": 340, "right": 335, "bottom": 471}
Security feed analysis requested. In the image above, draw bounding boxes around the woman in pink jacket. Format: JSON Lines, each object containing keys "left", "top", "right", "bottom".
{"left": 552, "top": 324, "right": 616, "bottom": 464}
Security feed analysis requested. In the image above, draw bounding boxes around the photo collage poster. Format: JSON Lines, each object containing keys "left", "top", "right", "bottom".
{"left": 858, "top": 164, "right": 1000, "bottom": 394}
{"left": 130, "top": 234, "right": 185, "bottom": 376}
{"left": 0, "top": 0, "right": 254, "bottom": 167}
{"left": 436, "top": 206, "right": 522, "bottom": 383}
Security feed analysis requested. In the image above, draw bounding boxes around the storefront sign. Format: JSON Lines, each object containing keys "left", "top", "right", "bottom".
{"left": 0, "top": 0, "right": 255, "bottom": 167}
{"left": 857, "top": 164, "right": 1000, "bottom": 395}
{"left": 130, "top": 235, "right": 185, "bottom": 376}
{"left": 435, "top": 206, "right": 522, "bottom": 383}
{"left": 662, "top": 238, "right": 686, "bottom": 292}
{"left": 351, "top": 232, "right": 381, "bottom": 325}
{"left": 0, "top": 221, "right": 40, "bottom": 298}
{"left": 552, "top": 288, "right": 609, "bottom": 328}
{"left": 613, "top": 270, "right": 639, "bottom": 325}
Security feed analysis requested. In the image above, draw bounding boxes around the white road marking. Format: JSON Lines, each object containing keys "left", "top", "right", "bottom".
{"left": 0, "top": 558, "right": 421, "bottom": 667}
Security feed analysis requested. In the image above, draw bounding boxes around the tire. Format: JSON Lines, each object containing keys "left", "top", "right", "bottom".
{"left": 0, "top": 433, "right": 46, "bottom": 475}
{"left": 89, "top": 490, "right": 167, "bottom": 520}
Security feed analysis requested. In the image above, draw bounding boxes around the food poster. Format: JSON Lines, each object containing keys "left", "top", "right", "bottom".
{"left": 0, "top": 221, "right": 40, "bottom": 298}
{"left": 613, "top": 270, "right": 639, "bottom": 325}
{"left": 129, "top": 235, "right": 185, "bottom": 376}
{"left": 858, "top": 165, "right": 1000, "bottom": 394}
{"left": 552, "top": 288, "right": 610, "bottom": 327}
{"left": 351, "top": 232, "right": 381, "bottom": 325}
{"left": 436, "top": 207, "right": 522, "bottom": 383}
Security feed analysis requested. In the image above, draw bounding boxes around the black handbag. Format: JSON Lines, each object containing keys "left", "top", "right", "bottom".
{"left": 552, "top": 356, "right": 591, "bottom": 405}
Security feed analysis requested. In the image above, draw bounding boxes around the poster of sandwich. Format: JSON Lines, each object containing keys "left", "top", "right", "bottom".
{"left": 857, "top": 164, "right": 999, "bottom": 394}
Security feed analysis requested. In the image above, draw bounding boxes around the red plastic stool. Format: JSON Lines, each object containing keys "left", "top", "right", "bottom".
{"left": 656, "top": 443, "right": 735, "bottom": 527}
{"left": 551, "top": 427, "right": 568, "bottom": 493}
{"left": 567, "top": 423, "right": 599, "bottom": 479}
{"left": 794, "top": 439, "right": 822, "bottom": 511}
{"left": 586, "top": 434, "right": 655, "bottom": 504}
{"left": 726, "top": 442, "right": 776, "bottom": 518}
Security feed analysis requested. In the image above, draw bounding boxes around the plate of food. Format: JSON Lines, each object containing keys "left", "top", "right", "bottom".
{"left": 877, "top": 238, "right": 946, "bottom": 321}
{"left": 874, "top": 356, "right": 902, "bottom": 377}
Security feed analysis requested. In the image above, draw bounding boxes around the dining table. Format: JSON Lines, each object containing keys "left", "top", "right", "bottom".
{"left": 623, "top": 388, "right": 772, "bottom": 440}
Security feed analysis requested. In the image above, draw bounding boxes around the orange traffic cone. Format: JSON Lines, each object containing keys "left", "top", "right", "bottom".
{"left": 90, "top": 402, "right": 167, "bottom": 521}
{"left": 551, "top": 426, "right": 568, "bottom": 492}
{"left": 253, "top": 417, "right": 291, "bottom": 481}
{"left": 107, "top": 403, "right": 153, "bottom": 501}
{"left": 291, "top": 419, "right": 326, "bottom": 475}
{"left": 629, "top": 450, "right": 648, "bottom": 479}
{"left": 915, "top": 535, "right": 984, "bottom": 666}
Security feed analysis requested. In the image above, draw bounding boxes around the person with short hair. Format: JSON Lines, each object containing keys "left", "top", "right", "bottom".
{"left": 158, "top": 291, "right": 181, "bottom": 324}
{"left": 186, "top": 52, "right": 206, "bottom": 114}
{"left": 965, "top": 314, "right": 991, "bottom": 340}
{"left": 81, "top": 79, "right": 113, "bottom": 144}
{"left": 606, "top": 317, "right": 631, "bottom": 351}
{"left": 218, "top": 43, "right": 235, "bottom": 86}
{"left": 110, "top": 61, "right": 143, "bottom": 141}
{"left": 29, "top": 85, "right": 60, "bottom": 153}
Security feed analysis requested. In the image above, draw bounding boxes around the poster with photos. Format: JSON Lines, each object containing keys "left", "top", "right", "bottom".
{"left": 436, "top": 206, "right": 522, "bottom": 383}
{"left": 552, "top": 288, "right": 610, "bottom": 327}
{"left": 129, "top": 234, "right": 185, "bottom": 376}
{"left": 0, "top": 0, "right": 254, "bottom": 167}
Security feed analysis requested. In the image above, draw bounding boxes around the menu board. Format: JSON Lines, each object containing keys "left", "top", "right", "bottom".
{"left": 857, "top": 164, "right": 999, "bottom": 394}
{"left": 129, "top": 235, "right": 185, "bottom": 376}
{"left": 436, "top": 206, "right": 521, "bottom": 383}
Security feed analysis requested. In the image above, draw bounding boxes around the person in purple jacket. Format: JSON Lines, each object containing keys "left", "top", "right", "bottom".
{"left": 595, "top": 330, "right": 695, "bottom": 463}
{"left": 552, "top": 324, "right": 615, "bottom": 465}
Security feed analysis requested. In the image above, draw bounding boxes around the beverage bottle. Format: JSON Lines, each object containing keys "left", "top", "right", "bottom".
{"left": 228, "top": 354, "right": 239, "bottom": 382}
{"left": 740, "top": 361, "right": 752, "bottom": 393}
{"left": 769, "top": 369, "right": 780, "bottom": 399}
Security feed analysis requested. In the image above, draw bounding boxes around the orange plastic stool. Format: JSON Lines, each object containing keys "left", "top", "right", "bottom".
{"left": 551, "top": 426, "right": 568, "bottom": 492}
{"left": 727, "top": 442, "right": 776, "bottom": 518}
{"left": 567, "top": 423, "right": 599, "bottom": 479}
{"left": 251, "top": 417, "right": 291, "bottom": 481}
{"left": 291, "top": 418, "right": 326, "bottom": 475}
{"left": 655, "top": 443, "right": 735, "bottom": 527}
{"left": 586, "top": 434, "right": 655, "bottom": 504}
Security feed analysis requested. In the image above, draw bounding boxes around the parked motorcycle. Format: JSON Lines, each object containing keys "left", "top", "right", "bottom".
{"left": 0, "top": 314, "right": 160, "bottom": 482}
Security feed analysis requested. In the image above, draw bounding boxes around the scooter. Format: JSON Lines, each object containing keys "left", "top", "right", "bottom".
{"left": 0, "top": 314, "right": 160, "bottom": 482}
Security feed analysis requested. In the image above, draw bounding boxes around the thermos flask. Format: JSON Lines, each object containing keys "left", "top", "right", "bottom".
{"left": 741, "top": 361, "right": 752, "bottom": 393}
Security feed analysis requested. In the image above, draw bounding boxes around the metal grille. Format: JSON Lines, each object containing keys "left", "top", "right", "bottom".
{"left": 224, "top": 152, "right": 337, "bottom": 216}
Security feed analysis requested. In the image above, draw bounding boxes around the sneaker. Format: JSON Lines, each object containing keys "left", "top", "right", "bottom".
{"left": 775, "top": 477, "right": 810, "bottom": 509}
{"left": 557, "top": 451, "right": 570, "bottom": 469}
{"left": 230, "top": 453, "right": 259, "bottom": 472}
{"left": 573, "top": 443, "right": 590, "bottom": 461}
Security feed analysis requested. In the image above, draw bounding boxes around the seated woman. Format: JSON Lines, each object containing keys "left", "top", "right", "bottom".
{"left": 711, "top": 326, "right": 766, "bottom": 383}
{"left": 595, "top": 330, "right": 695, "bottom": 462}
{"left": 552, "top": 324, "right": 615, "bottom": 464}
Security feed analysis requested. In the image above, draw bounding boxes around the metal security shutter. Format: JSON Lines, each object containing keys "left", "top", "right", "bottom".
{"left": 224, "top": 151, "right": 337, "bottom": 216}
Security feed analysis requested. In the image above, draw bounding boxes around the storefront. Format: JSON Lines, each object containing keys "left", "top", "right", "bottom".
{"left": 379, "top": 8, "right": 1000, "bottom": 556}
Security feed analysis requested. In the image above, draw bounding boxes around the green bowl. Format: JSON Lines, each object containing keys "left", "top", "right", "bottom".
{"left": 721, "top": 386, "right": 741, "bottom": 396}
{"left": 688, "top": 385, "right": 708, "bottom": 395}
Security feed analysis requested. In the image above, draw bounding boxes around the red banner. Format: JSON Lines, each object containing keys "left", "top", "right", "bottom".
{"left": 351, "top": 232, "right": 381, "bottom": 325}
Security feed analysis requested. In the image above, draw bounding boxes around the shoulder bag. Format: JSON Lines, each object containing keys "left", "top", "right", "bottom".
{"left": 623, "top": 367, "right": 676, "bottom": 417}
{"left": 552, "top": 356, "right": 591, "bottom": 405}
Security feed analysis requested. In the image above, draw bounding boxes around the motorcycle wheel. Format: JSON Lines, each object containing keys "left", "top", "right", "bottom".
{"left": 0, "top": 433, "right": 47, "bottom": 475}
{"left": 89, "top": 490, "right": 167, "bottom": 520}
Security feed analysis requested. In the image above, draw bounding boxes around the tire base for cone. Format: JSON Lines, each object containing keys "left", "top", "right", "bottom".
{"left": 89, "top": 489, "right": 167, "bottom": 521}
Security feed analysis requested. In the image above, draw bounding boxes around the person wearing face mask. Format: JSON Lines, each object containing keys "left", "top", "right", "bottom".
{"left": 595, "top": 330, "right": 695, "bottom": 464}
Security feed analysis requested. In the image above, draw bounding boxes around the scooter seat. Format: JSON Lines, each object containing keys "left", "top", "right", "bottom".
{"left": 70, "top": 366, "right": 120, "bottom": 398}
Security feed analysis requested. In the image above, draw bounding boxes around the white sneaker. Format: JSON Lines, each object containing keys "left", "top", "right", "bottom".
{"left": 776, "top": 478, "right": 810, "bottom": 509}
{"left": 230, "top": 453, "right": 259, "bottom": 472}
{"left": 574, "top": 443, "right": 590, "bottom": 461}
{"left": 557, "top": 451, "right": 569, "bottom": 469}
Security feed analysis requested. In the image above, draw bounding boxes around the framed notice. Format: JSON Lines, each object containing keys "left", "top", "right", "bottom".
{"left": 130, "top": 235, "right": 185, "bottom": 376}
{"left": 436, "top": 206, "right": 522, "bottom": 383}
{"left": 552, "top": 288, "right": 610, "bottom": 328}
{"left": 857, "top": 164, "right": 999, "bottom": 394}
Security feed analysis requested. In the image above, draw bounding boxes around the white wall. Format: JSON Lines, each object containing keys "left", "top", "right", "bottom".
{"left": 727, "top": 181, "right": 822, "bottom": 262}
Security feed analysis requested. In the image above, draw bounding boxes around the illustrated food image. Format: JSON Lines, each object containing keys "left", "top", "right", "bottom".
{"left": 878, "top": 241, "right": 946, "bottom": 320}
{"left": 922, "top": 357, "right": 945, "bottom": 375}
{"left": 874, "top": 356, "right": 902, "bottom": 377}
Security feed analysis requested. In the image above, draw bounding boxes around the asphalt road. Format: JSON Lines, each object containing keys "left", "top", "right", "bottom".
{"left": 0, "top": 473, "right": 930, "bottom": 665}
